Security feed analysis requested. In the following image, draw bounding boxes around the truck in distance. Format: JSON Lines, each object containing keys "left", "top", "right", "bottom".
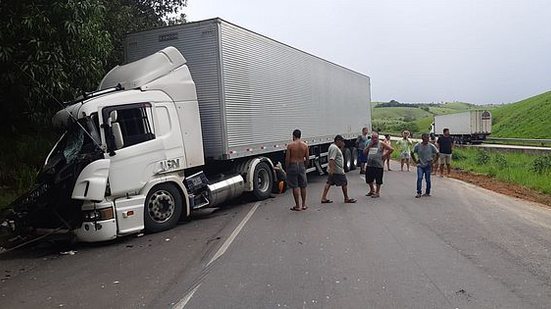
{"left": 432, "top": 110, "right": 492, "bottom": 144}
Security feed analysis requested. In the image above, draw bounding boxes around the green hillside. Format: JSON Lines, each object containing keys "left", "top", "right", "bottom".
{"left": 371, "top": 92, "right": 551, "bottom": 138}
{"left": 491, "top": 91, "right": 551, "bottom": 138}
{"left": 373, "top": 106, "right": 432, "bottom": 121}
{"left": 372, "top": 101, "right": 475, "bottom": 135}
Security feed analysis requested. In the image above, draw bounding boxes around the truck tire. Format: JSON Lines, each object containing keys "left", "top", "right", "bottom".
{"left": 252, "top": 161, "right": 273, "bottom": 200}
{"left": 144, "top": 183, "right": 183, "bottom": 233}
{"left": 350, "top": 147, "right": 358, "bottom": 170}
{"left": 343, "top": 148, "right": 352, "bottom": 172}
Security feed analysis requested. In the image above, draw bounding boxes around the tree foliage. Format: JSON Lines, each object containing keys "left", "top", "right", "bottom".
{"left": 0, "top": 0, "right": 187, "bottom": 133}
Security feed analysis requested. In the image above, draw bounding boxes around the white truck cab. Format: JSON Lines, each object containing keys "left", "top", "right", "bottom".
{"left": 46, "top": 47, "right": 203, "bottom": 241}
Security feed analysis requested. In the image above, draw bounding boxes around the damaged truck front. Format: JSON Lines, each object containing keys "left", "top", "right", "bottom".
{"left": 2, "top": 46, "right": 200, "bottom": 244}
{"left": 1, "top": 100, "right": 110, "bottom": 246}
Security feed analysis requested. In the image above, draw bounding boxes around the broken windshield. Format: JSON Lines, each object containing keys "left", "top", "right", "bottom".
{"left": 46, "top": 115, "right": 102, "bottom": 166}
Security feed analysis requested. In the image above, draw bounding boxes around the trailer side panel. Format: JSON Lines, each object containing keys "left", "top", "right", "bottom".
{"left": 125, "top": 18, "right": 371, "bottom": 160}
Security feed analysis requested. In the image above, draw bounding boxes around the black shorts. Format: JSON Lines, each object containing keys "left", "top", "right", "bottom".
{"left": 286, "top": 162, "right": 307, "bottom": 188}
{"left": 326, "top": 173, "right": 348, "bottom": 186}
{"left": 366, "top": 167, "right": 384, "bottom": 185}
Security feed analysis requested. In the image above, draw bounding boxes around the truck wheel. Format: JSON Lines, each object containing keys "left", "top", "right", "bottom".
{"left": 343, "top": 148, "right": 352, "bottom": 172}
{"left": 252, "top": 161, "right": 273, "bottom": 200}
{"left": 350, "top": 147, "right": 358, "bottom": 170}
{"left": 144, "top": 183, "right": 183, "bottom": 233}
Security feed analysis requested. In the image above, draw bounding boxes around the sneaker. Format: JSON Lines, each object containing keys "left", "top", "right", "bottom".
{"left": 422, "top": 193, "right": 431, "bottom": 197}
{"left": 415, "top": 193, "right": 422, "bottom": 198}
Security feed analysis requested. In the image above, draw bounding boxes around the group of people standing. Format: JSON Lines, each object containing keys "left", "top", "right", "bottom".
{"left": 284, "top": 127, "right": 454, "bottom": 211}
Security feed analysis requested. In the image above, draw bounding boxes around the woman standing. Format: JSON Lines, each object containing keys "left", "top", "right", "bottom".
{"left": 382, "top": 134, "right": 393, "bottom": 171}
{"left": 397, "top": 130, "right": 413, "bottom": 171}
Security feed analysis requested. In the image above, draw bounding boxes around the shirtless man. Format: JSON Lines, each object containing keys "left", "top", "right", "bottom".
{"left": 286, "top": 129, "right": 309, "bottom": 211}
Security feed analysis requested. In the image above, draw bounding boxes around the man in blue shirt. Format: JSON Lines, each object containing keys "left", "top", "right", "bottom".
{"left": 411, "top": 133, "right": 439, "bottom": 198}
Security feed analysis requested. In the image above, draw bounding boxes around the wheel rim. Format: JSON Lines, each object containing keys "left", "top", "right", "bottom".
{"left": 147, "top": 190, "right": 175, "bottom": 223}
{"left": 256, "top": 168, "right": 270, "bottom": 193}
{"left": 345, "top": 151, "right": 351, "bottom": 170}
{"left": 352, "top": 150, "right": 358, "bottom": 167}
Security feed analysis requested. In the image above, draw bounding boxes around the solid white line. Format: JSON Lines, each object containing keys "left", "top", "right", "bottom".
{"left": 207, "top": 201, "right": 261, "bottom": 267}
{"left": 173, "top": 283, "right": 201, "bottom": 309}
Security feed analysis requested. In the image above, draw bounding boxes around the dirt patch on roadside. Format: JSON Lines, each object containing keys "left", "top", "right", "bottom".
{"left": 448, "top": 169, "right": 551, "bottom": 209}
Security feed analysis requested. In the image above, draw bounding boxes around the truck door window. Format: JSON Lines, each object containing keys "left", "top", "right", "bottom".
{"left": 104, "top": 104, "right": 155, "bottom": 148}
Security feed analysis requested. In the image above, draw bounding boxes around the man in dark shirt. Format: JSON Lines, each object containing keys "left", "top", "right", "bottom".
{"left": 436, "top": 128, "right": 453, "bottom": 177}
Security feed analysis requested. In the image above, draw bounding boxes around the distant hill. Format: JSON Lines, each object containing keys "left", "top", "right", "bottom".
{"left": 371, "top": 101, "right": 476, "bottom": 134}
{"left": 491, "top": 91, "right": 551, "bottom": 138}
{"left": 371, "top": 92, "right": 551, "bottom": 138}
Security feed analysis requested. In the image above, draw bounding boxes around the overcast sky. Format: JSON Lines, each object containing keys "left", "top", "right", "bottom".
{"left": 185, "top": 0, "right": 551, "bottom": 105}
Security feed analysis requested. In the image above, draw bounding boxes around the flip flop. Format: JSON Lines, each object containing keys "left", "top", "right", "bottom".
{"left": 321, "top": 199, "right": 333, "bottom": 204}
{"left": 290, "top": 207, "right": 301, "bottom": 211}
{"left": 344, "top": 198, "right": 357, "bottom": 203}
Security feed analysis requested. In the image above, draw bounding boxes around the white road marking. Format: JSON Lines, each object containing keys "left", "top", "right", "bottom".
{"left": 171, "top": 201, "right": 261, "bottom": 309}
{"left": 207, "top": 201, "right": 261, "bottom": 267}
{"left": 173, "top": 283, "right": 201, "bottom": 309}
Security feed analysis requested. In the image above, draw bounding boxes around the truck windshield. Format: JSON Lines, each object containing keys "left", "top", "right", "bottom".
{"left": 47, "top": 115, "right": 102, "bottom": 165}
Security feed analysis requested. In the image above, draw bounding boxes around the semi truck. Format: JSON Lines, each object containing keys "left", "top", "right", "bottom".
{"left": 432, "top": 110, "right": 492, "bottom": 144}
{"left": 2, "top": 18, "right": 371, "bottom": 244}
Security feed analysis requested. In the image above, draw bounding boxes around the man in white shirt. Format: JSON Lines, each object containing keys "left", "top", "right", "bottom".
{"left": 320, "top": 135, "right": 357, "bottom": 204}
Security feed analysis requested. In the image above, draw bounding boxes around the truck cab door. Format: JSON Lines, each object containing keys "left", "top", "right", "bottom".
{"left": 100, "top": 103, "right": 166, "bottom": 196}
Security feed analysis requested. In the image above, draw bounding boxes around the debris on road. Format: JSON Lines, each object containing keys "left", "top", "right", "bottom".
{"left": 59, "top": 250, "right": 77, "bottom": 255}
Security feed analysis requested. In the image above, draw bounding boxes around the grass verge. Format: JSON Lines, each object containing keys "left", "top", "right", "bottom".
{"left": 451, "top": 147, "right": 551, "bottom": 195}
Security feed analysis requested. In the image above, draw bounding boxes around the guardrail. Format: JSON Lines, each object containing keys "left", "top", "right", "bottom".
{"left": 485, "top": 137, "right": 551, "bottom": 147}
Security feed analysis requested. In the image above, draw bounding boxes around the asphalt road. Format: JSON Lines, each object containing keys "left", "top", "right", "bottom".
{"left": 1, "top": 161, "right": 551, "bottom": 308}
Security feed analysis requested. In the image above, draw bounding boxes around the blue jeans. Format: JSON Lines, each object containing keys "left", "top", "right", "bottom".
{"left": 417, "top": 165, "right": 432, "bottom": 194}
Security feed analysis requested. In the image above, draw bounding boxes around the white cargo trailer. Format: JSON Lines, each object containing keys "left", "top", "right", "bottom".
{"left": 124, "top": 18, "right": 371, "bottom": 161}
{"left": 4, "top": 18, "right": 371, "bottom": 243}
{"left": 433, "top": 111, "right": 492, "bottom": 143}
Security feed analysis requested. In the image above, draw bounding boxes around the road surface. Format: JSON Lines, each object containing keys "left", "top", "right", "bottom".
{"left": 1, "top": 161, "right": 551, "bottom": 308}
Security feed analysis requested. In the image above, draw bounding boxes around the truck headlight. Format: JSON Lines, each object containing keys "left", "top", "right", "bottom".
{"left": 83, "top": 208, "right": 114, "bottom": 221}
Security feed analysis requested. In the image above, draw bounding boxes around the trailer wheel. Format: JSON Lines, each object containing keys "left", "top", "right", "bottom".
{"left": 252, "top": 161, "right": 273, "bottom": 200}
{"left": 343, "top": 148, "right": 352, "bottom": 172}
{"left": 350, "top": 147, "right": 358, "bottom": 170}
{"left": 144, "top": 183, "right": 183, "bottom": 233}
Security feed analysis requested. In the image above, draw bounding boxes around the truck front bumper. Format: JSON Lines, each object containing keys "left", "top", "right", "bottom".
{"left": 74, "top": 200, "right": 118, "bottom": 242}
{"left": 75, "top": 219, "right": 117, "bottom": 242}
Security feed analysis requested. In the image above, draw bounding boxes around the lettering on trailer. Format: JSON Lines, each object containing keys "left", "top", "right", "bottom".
{"left": 158, "top": 158, "right": 182, "bottom": 173}
{"left": 159, "top": 32, "right": 178, "bottom": 42}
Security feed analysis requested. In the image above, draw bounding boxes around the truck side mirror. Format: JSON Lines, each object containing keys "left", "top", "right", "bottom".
{"left": 109, "top": 111, "right": 124, "bottom": 149}
{"left": 112, "top": 123, "right": 124, "bottom": 149}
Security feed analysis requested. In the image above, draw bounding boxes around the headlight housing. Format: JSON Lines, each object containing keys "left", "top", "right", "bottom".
{"left": 82, "top": 207, "right": 114, "bottom": 221}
